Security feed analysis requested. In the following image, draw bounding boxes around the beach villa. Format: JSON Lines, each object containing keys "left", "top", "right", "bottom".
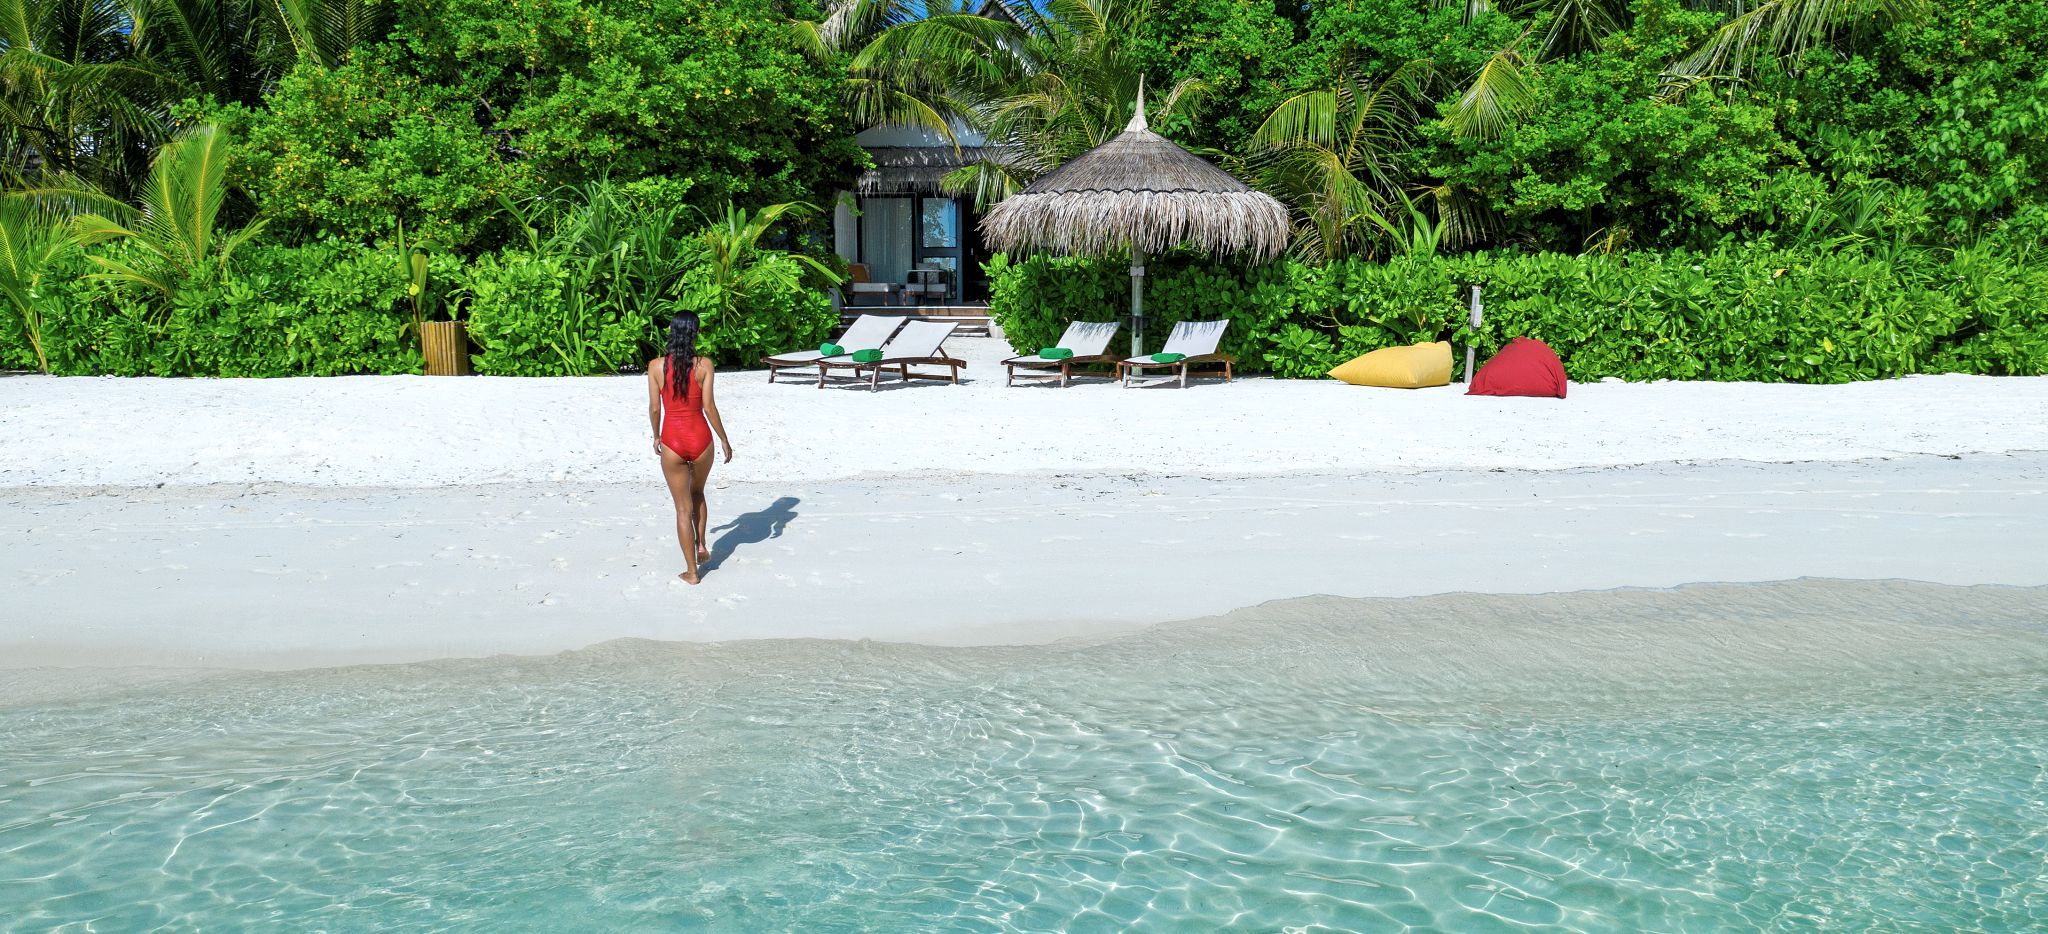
{"left": 826, "top": 0, "right": 1022, "bottom": 316}
{"left": 831, "top": 124, "right": 993, "bottom": 309}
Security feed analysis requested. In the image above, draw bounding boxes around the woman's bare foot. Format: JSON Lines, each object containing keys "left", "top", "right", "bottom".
{"left": 679, "top": 570, "right": 700, "bottom": 585}
{"left": 696, "top": 548, "right": 712, "bottom": 563}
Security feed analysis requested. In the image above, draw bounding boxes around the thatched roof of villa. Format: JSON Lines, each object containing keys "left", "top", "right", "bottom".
{"left": 858, "top": 146, "right": 991, "bottom": 195}
{"left": 979, "top": 98, "right": 1289, "bottom": 261}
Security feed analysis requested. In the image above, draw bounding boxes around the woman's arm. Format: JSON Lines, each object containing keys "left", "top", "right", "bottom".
{"left": 646, "top": 359, "right": 664, "bottom": 455}
{"left": 699, "top": 357, "right": 733, "bottom": 463}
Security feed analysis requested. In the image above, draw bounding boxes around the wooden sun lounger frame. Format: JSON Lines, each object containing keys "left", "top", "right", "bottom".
{"left": 1004, "top": 352, "right": 1120, "bottom": 387}
{"left": 1118, "top": 353, "right": 1235, "bottom": 388}
{"left": 816, "top": 354, "right": 968, "bottom": 390}
{"left": 766, "top": 353, "right": 829, "bottom": 384}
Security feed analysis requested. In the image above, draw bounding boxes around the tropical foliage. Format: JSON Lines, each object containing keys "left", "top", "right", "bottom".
{"left": 989, "top": 244, "right": 2048, "bottom": 382}
{"left": 825, "top": 0, "right": 1208, "bottom": 205}
{"left": 0, "top": 0, "right": 2044, "bottom": 380}
{"left": 0, "top": 200, "right": 78, "bottom": 371}
{"left": 72, "top": 124, "right": 266, "bottom": 296}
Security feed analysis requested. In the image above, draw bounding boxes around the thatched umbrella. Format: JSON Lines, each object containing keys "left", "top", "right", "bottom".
{"left": 980, "top": 91, "right": 1290, "bottom": 358}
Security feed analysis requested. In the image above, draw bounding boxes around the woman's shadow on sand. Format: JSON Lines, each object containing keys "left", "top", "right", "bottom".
{"left": 701, "top": 496, "right": 799, "bottom": 572}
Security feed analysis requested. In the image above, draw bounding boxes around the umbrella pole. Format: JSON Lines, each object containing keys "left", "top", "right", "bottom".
{"left": 1130, "top": 246, "right": 1146, "bottom": 359}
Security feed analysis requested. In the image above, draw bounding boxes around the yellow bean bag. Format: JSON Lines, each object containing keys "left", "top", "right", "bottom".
{"left": 1329, "top": 341, "right": 1453, "bottom": 388}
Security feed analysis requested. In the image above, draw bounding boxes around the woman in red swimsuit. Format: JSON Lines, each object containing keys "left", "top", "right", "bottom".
{"left": 647, "top": 312, "right": 733, "bottom": 584}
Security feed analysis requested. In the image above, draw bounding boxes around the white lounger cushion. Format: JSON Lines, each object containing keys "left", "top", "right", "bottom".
{"left": 767, "top": 314, "right": 904, "bottom": 363}
{"left": 1126, "top": 320, "right": 1229, "bottom": 363}
{"left": 1018, "top": 321, "right": 1119, "bottom": 360}
{"left": 821, "top": 319, "right": 958, "bottom": 365}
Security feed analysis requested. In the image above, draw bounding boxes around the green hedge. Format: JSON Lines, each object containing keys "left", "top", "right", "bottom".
{"left": 460, "top": 250, "right": 644, "bottom": 377}
{"left": 11, "top": 243, "right": 420, "bottom": 377}
{"left": 682, "top": 253, "right": 839, "bottom": 369}
{"left": 5, "top": 244, "right": 837, "bottom": 377}
{"left": 987, "top": 246, "right": 2048, "bottom": 382}
{"left": 462, "top": 249, "right": 836, "bottom": 377}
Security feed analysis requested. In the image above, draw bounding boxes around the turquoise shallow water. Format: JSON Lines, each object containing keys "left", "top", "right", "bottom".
{"left": 4, "top": 580, "right": 2047, "bottom": 931}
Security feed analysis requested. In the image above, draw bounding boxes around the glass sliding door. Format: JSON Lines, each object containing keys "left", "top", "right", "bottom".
{"left": 917, "top": 198, "right": 962, "bottom": 303}
{"left": 855, "top": 194, "right": 979, "bottom": 304}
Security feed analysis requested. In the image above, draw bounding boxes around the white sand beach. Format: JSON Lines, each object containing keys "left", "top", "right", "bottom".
{"left": 5, "top": 338, "right": 2047, "bottom": 672}
{"left": 5, "top": 450, "right": 2047, "bottom": 671}
{"left": 4, "top": 338, "right": 2047, "bottom": 488}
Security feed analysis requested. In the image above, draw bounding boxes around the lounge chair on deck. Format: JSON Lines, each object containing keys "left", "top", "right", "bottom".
{"left": 816, "top": 319, "right": 967, "bottom": 389}
{"left": 764, "top": 314, "right": 904, "bottom": 384}
{"left": 1004, "top": 321, "right": 1121, "bottom": 387}
{"left": 1119, "top": 320, "right": 1234, "bottom": 387}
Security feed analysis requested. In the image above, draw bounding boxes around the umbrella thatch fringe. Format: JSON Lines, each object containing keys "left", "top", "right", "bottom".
{"left": 981, "top": 190, "right": 1290, "bottom": 262}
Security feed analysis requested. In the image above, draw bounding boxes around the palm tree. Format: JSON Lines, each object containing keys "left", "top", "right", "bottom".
{"left": 794, "top": 0, "right": 953, "bottom": 58}
{"left": 1438, "top": 0, "right": 1927, "bottom": 142}
{"left": 1, "top": 0, "right": 392, "bottom": 198}
{"left": 1245, "top": 62, "right": 1436, "bottom": 262}
{"left": 270, "top": 0, "right": 393, "bottom": 67}
{"left": 0, "top": 199, "right": 80, "bottom": 371}
{"left": 835, "top": 0, "right": 1207, "bottom": 207}
{"left": 72, "top": 123, "right": 266, "bottom": 296}
{"left": 1662, "top": 0, "right": 1925, "bottom": 95}
{"left": 0, "top": 0, "right": 177, "bottom": 194}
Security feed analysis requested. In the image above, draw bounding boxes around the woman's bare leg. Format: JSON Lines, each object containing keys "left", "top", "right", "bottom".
{"left": 689, "top": 446, "right": 714, "bottom": 562}
{"left": 658, "top": 445, "right": 700, "bottom": 584}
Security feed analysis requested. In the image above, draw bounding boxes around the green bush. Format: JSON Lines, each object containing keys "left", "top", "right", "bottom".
{"left": 459, "top": 235, "right": 836, "bottom": 377}
{"left": 987, "top": 246, "right": 2048, "bottom": 383}
{"left": 985, "top": 252, "right": 1462, "bottom": 379}
{"left": 688, "top": 252, "right": 838, "bottom": 367}
{"left": 377, "top": 0, "right": 863, "bottom": 234}
{"left": 459, "top": 250, "right": 645, "bottom": 377}
{"left": 14, "top": 242, "right": 421, "bottom": 377}
{"left": 238, "top": 59, "right": 530, "bottom": 249}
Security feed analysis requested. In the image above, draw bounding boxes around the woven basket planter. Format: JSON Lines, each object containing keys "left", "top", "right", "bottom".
{"left": 421, "top": 321, "right": 472, "bottom": 376}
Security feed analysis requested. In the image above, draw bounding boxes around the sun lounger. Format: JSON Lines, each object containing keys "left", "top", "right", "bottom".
{"left": 816, "top": 319, "right": 967, "bottom": 389}
{"left": 1004, "top": 321, "right": 1121, "bottom": 387}
{"left": 764, "top": 314, "right": 904, "bottom": 383}
{"left": 1119, "top": 319, "right": 1234, "bottom": 387}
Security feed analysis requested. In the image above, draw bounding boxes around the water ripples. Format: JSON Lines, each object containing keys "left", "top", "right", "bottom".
{"left": 3, "top": 580, "right": 2046, "bottom": 930}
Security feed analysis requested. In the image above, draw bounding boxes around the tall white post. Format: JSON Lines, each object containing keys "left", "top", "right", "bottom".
{"left": 1464, "top": 285, "right": 1482, "bottom": 382}
{"left": 1130, "top": 246, "right": 1147, "bottom": 359}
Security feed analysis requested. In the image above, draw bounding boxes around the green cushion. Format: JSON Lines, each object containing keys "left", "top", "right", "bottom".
{"left": 1148, "top": 352, "right": 1186, "bottom": 364}
{"left": 1038, "top": 347, "right": 1074, "bottom": 360}
{"left": 851, "top": 348, "right": 885, "bottom": 364}
{"left": 819, "top": 342, "right": 844, "bottom": 356}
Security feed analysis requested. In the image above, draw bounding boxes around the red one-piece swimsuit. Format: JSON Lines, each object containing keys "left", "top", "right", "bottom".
{"left": 659, "top": 358, "right": 712, "bottom": 460}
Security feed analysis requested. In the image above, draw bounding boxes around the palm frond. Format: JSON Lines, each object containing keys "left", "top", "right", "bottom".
{"left": 69, "top": 122, "right": 257, "bottom": 295}
{"left": 268, "top": 0, "right": 391, "bottom": 66}
{"left": 1251, "top": 90, "right": 1342, "bottom": 152}
{"left": 1663, "top": 0, "right": 1925, "bottom": 93}
{"left": 1443, "top": 46, "right": 1532, "bottom": 142}
{"left": 2, "top": 175, "right": 134, "bottom": 220}
{"left": 1518, "top": 0, "right": 1627, "bottom": 57}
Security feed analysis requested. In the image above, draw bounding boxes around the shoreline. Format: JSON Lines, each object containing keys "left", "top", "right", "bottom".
{"left": 7, "top": 453, "right": 2046, "bottom": 672}
{"left": 8, "top": 577, "right": 2047, "bottom": 712}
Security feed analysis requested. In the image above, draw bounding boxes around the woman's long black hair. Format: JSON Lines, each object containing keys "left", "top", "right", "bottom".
{"left": 666, "top": 312, "right": 699, "bottom": 399}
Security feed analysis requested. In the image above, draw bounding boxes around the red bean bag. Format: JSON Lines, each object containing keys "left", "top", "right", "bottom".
{"left": 1467, "top": 337, "right": 1568, "bottom": 398}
